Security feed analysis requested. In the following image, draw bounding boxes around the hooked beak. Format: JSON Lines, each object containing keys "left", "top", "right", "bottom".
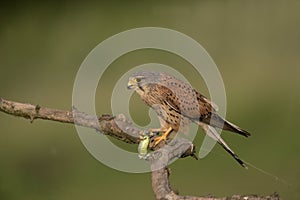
{"left": 127, "top": 79, "right": 136, "bottom": 89}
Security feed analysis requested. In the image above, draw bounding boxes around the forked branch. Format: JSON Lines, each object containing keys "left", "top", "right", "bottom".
{"left": 0, "top": 98, "right": 280, "bottom": 200}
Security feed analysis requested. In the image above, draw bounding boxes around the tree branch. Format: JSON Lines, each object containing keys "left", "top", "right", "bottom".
{"left": 0, "top": 97, "right": 280, "bottom": 200}
{"left": 0, "top": 97, "right": 140, "bottom": 143}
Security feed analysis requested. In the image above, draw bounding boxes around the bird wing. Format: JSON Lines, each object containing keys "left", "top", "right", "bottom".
{"left": 157, "top": 73, "right": 217, "bottom": 120}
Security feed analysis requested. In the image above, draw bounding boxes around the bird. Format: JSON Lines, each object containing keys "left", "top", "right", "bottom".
{"left": 127, "top": 70, "right": 251, "bottom": 168}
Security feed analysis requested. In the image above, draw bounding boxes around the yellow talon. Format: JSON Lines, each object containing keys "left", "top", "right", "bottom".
{"left": 153, "top": 127, "right": 173, "bottom": 146}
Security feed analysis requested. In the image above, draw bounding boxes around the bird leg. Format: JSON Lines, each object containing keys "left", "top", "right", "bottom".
{"left": 153, "top": 127, "right": 173, "bottom": 146}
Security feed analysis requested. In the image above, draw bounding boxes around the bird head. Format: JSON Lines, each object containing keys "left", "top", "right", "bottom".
{"left": 127, "top": 76, "right": 143, "bottom": 90}
{"left": 127, "top": 71, "right": 160, "bottom": 92}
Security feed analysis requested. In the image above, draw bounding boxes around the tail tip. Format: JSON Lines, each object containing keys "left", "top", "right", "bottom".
{"left": 243, "top": 130, "right": 251, "bottom": 137}
{"left": 242, "top": 163, "right": 248, "bottom": 169}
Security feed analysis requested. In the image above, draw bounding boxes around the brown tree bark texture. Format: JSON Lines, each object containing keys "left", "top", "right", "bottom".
{"left": 0, "top": 97, "right": 280, "bottom": 200}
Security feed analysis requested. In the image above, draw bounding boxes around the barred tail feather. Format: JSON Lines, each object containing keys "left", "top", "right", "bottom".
{"left": 204, "top": 113, "right": 251, "bottom": 137}
{"left": 223, "top": 120, "right": 251, "bottom": 137}
{"left": 195, "top": 121, "right": 247, "bottom": 168}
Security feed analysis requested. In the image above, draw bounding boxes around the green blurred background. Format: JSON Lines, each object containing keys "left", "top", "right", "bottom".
{"left": 0, "top": 1, "right": 299, "bottom": 199}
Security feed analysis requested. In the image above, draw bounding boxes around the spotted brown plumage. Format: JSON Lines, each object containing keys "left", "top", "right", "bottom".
{"left": 127, "top": 70, "right": 250, "bottom": 168}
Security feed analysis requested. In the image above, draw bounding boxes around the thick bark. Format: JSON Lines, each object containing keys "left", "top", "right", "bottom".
{"left": 0, "top": 98, "right": 280, "bottom": 200}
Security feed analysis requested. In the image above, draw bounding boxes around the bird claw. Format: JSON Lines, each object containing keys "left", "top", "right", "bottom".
{"left": 153, "top": 135, "right": 167, "bottom": 146}
{"left": 153, "top": 127, "right": 173, "bottom": 146}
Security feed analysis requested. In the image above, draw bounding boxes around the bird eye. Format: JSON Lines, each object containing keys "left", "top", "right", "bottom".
{"left": 135, "top": 78, "right": 141, "bottom": 82}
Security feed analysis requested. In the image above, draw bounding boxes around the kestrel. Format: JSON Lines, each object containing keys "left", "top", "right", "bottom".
{"left": 127, "top": 71, "right": 250, "bottom": 168}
